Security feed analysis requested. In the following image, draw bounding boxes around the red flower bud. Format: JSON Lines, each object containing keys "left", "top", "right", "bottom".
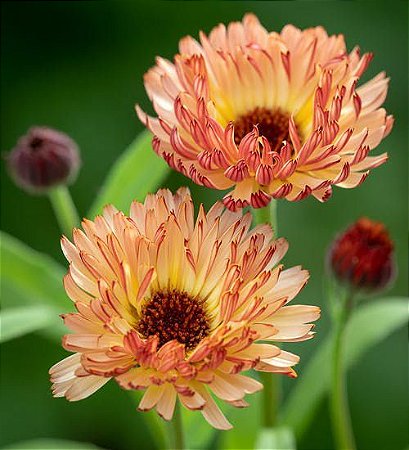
{"left": 7, "top": 127, "right": 80, "bottom": 193}
{"left": 329, "top": 218, "right": 394, "bottom": 292}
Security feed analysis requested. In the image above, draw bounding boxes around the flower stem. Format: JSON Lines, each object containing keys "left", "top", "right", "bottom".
{"left": 171, "top": 402, "right": 185, "bottom": 450}
{"left": 48, "top": 185, "right": 80, "bottom": 236}
{"left": 330, "top": 295, "right": 356, "bottom": 450}
{"left": 259, "top": 371, "right": 278, "bottom": 427}
{"left": 253, "top": 199, "right": 279, "bottom": 429}
{"left": 253, "top": 199, "right": 278, "bottom": 235}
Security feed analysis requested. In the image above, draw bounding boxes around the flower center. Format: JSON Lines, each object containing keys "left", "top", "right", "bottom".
{"left": 136, "top": 290, "right": 210, "bottom": 351}
{"left": 234, "top": 107, "right": 291, "bottom": 151}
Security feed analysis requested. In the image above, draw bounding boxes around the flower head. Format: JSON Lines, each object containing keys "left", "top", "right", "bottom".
{"left": 50, "top": 188, "right": 319, "bottom": 429}
{"left": 329, "top": 217, "right": 394, "bottom": 292}
{"left": 138, "top": 14, "right": 393, "bottom": 211}
{"left": 7, "top": 127, "right": 80, "bottom": 193}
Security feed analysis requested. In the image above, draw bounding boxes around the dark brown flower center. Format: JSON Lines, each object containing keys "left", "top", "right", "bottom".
{"left": 136, "top": 290, "right": 210, "bottom": 351}
{"left": 234, "top": 107, "right": 291, "bottom": 151}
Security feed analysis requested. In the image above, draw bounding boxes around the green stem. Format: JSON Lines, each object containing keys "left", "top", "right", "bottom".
{"left": 171, "top": 402, "right": 185, "bottom": 450}
{"left": 330, "top": 296, "right": 356, "bottom": 450}
{"left": 253, "top": 199, "right": 279, "bottom": 429}
{"left": 253, "top": 199, "right": 278, "bottom": 235}
{"left": 48, "top": 185, "right": 80, "bottom": 236}
{"left": 260, "top": 371, "right": 278, "bottom": 428}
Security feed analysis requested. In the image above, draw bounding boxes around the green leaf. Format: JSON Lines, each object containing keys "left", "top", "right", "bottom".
{"left": 281, "top": 297, "right": 409, "bottom": 439}
{"left": 1, "top": 231, "right": 67, "bottom": 309}
{"left": 217, "top": 391, "right": 261, "bottom": 450}
{"left": 255, "top": 427, "right": 296, "bottom": 450}
{"left": 0, "top": 305, "right": 57, "bottom": 343}
{"left": 3, "top": 438, "right": 103, "bottom": 449}
{"left": 0, "top": 231, "right": 68, "bottom": 340}
{"left": 88, "top": 131, "right": 170, "bottom": 217}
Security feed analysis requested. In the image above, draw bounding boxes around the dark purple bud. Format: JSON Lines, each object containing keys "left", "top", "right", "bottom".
{"left": 7, "top": 127, "right": 81, "bottom": 193}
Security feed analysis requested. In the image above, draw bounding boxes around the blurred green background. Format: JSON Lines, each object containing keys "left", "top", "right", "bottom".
{"left": 1, "top": 1, "right": 407, "bottom": 449}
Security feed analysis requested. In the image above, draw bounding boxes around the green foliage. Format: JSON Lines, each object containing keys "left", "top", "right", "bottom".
{"left": 219, "top": 391, "right": 262, "bottom": 450}
{"left": 255, "top": 427, "right": 296, "bottom": 450}
{"left": 3, "top": 438, "right": 103, "bottom": 449}
{"left": 0, "top": 231, "right": 68, "bottom": 339}
{"left": 0, "top": 305, "right": 56, "bottom": 343}
{"left": 183, "top": 405, "right": 222, "bottom": 450}
{"left": 0, "top": 231, "right": 67, "bottom": 309}
{"left": 88, "top": 131, "right": 170, "bottom": 217}
{"left": 281, "top": 297, "right": 409, "bottom": 439}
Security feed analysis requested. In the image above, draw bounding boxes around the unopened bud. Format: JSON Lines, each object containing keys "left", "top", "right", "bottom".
{"left": 7, "top": 127, "right": 80, "bottom": 193}
{"left": 329, "top": 218, "right": 394, "bottom": 292}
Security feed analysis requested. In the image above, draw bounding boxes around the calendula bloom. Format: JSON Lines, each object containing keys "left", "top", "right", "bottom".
{"left": 50, "top": 188, "right": 319, "bottom": 429}
{"left": 137, "top": 14, "right": 393, "bottom": 211}
{"left": 330, "top": 217, "right": 394, "bottom": 292}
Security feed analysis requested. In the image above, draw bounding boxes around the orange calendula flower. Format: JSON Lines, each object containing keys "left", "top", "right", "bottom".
{"left": 50, "top": 188, "right": 319, "bottom": 429}
{"left": 137, "top": 14, "right": 393, "bottom": 211}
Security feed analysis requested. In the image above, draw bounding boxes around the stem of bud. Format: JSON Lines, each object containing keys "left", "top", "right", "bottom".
{"left": 330, "top": 291, "right": 356, "bottom": 450}
{"left": 48, "top": 186, "right": 80, "bottom": 237}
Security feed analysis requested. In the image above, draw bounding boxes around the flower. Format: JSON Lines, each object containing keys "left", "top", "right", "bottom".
{"left": 7, "top": 127, "right": 80, "bottom": 193}
{"left": 329, "top": 217, "right": 394, "bottom": 292}
{"left": 137, "top": 14, "right": 393, "bottom": 211}
{"left": 50, "top": 188, "right": 320, "bottom": 429}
